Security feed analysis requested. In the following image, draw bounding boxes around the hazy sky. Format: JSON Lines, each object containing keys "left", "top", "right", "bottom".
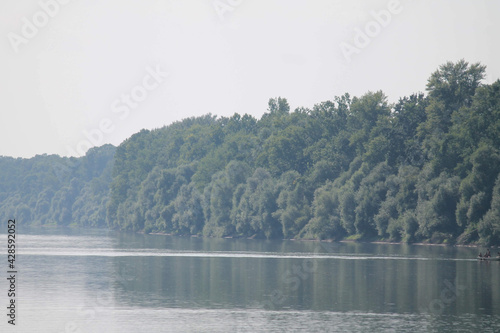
{"left": 1, "top": 0, "right": 499, "bottom": 158}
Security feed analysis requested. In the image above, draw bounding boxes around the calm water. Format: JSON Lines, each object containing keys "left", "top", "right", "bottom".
{"left": 1, "top": 227, "right": 500, "bottom": 332}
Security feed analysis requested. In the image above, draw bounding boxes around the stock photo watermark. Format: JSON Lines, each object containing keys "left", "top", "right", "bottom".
{"left": 419, "top": 279, "right": 466, "bottom": 315}
{"left": 65, "top": 64, "right": 168, "bottom": 157}
{"left": 262, "top": 248, "right": 326, "bottom": 310}
{"left": 57, "top": 264, "right": 136, "bottom": 333}
{"left": 51, "top": 64, "right": 168, "bottom": 182}
{"left": 233, "top": 243, "right": 338, "bottom": 332}
{"left": 6, "top": 219, "right": 17, "bottom": 326}
{"left": 7, "top": 0, "right": 74, "bottom": 53}
{"left": 339, "top": 0, "right": 403, "bottom": 63}
{"left": 213, "top": 0, "right": 243, "bottom": 21}
{"left": 56, "top": 290, "right": 113, "bottom": 333}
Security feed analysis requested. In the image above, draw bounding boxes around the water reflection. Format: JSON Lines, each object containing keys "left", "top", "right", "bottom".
{"left": 99, "top": 231, "right": 500, "bottom": 317}
{"left": 2, "top": 227, "right": 500, "bottom": 332}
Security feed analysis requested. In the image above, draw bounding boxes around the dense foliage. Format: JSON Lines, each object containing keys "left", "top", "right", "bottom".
{"left": 105, "top": 60, "right": 500, "bottom": 244}
{"left": 4, "top": 61, "right": 500, "bottom": 245}
{"left": 0, "top": 145, "right": 115, "bottom": 227}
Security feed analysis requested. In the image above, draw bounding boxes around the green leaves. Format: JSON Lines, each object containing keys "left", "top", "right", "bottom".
{"left": 4, "top": 60, "right": 499, "bottom": 245}
{"left": 0, "top": 145, "right": 115, "bottom": 227}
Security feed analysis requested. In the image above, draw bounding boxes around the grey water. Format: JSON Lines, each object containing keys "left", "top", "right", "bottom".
{"left": 1, "top": 227, "right": 500, "bottom": 332}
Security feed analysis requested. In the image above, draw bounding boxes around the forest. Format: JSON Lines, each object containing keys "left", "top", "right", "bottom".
{"left": 2, "top": 60, "right": 500, "bottom": 245}
{"left": 0, "top": 144, "right": 115, "bottom": 228}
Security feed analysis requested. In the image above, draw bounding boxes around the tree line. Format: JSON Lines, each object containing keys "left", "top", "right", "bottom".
{"left": 2, "top": 60, "right": 500, "bottom": 245}
{"left": 0, "top": 145, "right": 115, "bottom": 228}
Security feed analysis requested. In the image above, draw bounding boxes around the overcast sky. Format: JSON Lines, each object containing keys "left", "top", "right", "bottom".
{"left": 1, "top": 0, "right": 499, "bottom": 158}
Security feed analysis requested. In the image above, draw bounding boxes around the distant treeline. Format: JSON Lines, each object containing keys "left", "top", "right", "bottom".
{"left": 2, "top": 60, "right": 500, "bottom": 245}
{"left": 0, "top": 145, "right": 115, "bottom": 228}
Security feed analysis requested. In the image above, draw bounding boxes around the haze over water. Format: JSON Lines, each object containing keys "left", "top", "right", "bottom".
{"left": 1, "top": 227, "right": 500, "bottom": 332}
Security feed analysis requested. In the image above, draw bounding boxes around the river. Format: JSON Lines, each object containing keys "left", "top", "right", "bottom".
{"left": 1, "top": 227, "right": 499, "bottom": 332}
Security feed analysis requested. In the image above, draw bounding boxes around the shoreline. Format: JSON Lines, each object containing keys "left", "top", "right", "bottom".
{"left": 148, "top": 231, "right": 493, "bottom": 248}
{"left": 18, "top": 224, "right": 495, "bottom": 248}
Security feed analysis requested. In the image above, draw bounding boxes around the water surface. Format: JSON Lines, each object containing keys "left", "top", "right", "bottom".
{"left": 1, "top": 227, "right": 499, "bottom": 332}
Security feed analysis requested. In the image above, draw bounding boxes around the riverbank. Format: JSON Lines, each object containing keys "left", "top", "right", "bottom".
{"left": 147, "top": 229, "right": 496, "bottom": 248}
{"left": 15, "top": 223, "right": 497, "bottom": 249}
